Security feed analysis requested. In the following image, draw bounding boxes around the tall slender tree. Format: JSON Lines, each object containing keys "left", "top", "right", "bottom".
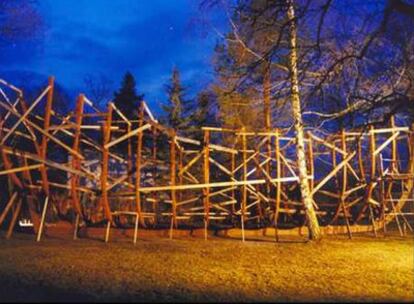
{"left": 286, "top": 0, "right": 321, "bottom": 240}
{"left": 162, "top": 68, "right": 192, "bottom": 130}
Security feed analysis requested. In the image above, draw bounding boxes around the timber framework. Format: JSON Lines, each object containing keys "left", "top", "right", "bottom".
{"left": 0, "top": 77, "right": 413, "bottom": 243}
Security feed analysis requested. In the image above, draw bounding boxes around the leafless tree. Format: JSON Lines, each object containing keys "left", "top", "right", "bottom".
{"left": 83, "top": 73, "right": 114, "bottom": 110}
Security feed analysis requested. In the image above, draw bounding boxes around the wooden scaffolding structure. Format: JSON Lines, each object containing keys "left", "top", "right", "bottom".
{"left": 0, "top": 77, "right": 413, "bottom": 243}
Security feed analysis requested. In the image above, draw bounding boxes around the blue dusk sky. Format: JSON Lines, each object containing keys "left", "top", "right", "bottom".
{"left": 1, "top": 0, "right": 228, "bottom": 114}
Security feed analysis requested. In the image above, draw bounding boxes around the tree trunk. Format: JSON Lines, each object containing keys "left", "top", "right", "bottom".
{"left": 263, "top": 62, "right": 271, "bottom": 130}
{"left": 286, "top": 0, "right": 321, "bottom": 240}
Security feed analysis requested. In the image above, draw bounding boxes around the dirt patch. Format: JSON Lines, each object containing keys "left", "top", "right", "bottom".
{"left": 0, "top": 232, "right": 413, "bottom": 302}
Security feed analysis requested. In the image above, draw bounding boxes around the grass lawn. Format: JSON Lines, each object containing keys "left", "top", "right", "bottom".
{"left": 0, "top": 232, "right": 412, "bottom": 302}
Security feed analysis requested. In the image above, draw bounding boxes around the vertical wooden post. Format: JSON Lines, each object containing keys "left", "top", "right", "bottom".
{"left": 127, "top": 124, "right": 133, "bottom": 186}
{"left": 133, "top": 213, "right": 139, "bottom": 245}
{"left": 152, "top": 127, "right": 158, "bottom": 225}
{"left": 231, "top": 153, "right": 236, "bottom": 220}
{"left": 357, "top": 136, "right": 366, "bottom": 181}
{"left": 340, "top": 129, "right": 352, "bottom": 239}
{"left": 40, "top": 76, "right": 54, "bottom": 197}
{"left": 368, "top": 125, "right": 378, "bottom": 237}
{"left": 178, "top": 147, "right": 184, "bottom": 202}
{"left": 17, "top": 98, "right": 42, "bottom": 234}
{"left": 390, "top": 116, "right": 398, "bottom": 173}
{"left": 169, "top": 131, "right": 177, "bottom": 239}
{"left": 265, "top": 135, "right": 272, "bottom": 209}
{"left": 0, "top": 150, "right": 25, "bottom": 240}
{"left": 307, "top": 131, "right": 314, "bottom": 192}
{"left": 0, "top": 192, "right": 18, "bottom": 227}
{"left": 101, "top": 103, "right": 113, "bottom": 239}
{"left": 203, "top": 129, "right": 210, "bottom": 240}
{"left": 135, "top": 104, "right": 144, "bottom": 237}
{"left": 22, "top": 155, "right": 40, "bottom": 234}
{"left": 36, "top": 196, "right": 49, "bottom": 242}
{"left": 73, "top": 214, "right": 80, "bottom": 240}
{"left": 6, "top": 198, "right": 22, "bottom": 240}
{"left": 384, "top": 116, "right": 401, "bottom": 235}
{"left": 254, "top": 149, "right": 263, "bottom": 227}
{"left": 105, "top": 221, "right": 111, "bottom": 243}
{"left": 241, "top": 129, "right": 247, "bottom": 242}
{"left": 331, "top": 141, "right": 339, "bottom": 191}
{"left": 263, "top": 64, "right": 272, "bottom": 208}
{"left": 274, "top": 129, "right": 281, "bottom": 241}
{"left": 71, "top": 94, "right": 85, "bottom": 240}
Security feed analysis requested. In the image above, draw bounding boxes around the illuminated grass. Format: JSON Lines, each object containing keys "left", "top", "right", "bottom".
{"left": 0, "top": 233, "right": 412, "bottom": 302}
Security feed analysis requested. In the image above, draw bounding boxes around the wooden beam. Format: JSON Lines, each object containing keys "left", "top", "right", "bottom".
{"left": 0, "top": 164, "right": 43, "bottom": 176}
{"left": 100, "top": 103, "right": 113, "bottom": 221}
{"left": 0, "top": 192, "right": 18, "bottom": 227}
{"left": 6, "top": 198, "right": 22, "bottom": 239}
{"left": 311, "top": 151, "right": 356, "bottom": 196}
{"left": 1, "top": 85, "right": 51, "bottom": 145}
{"left": 104, "top": 123, "right": 151, "bottom": 149}
{"left": 203, "top": 129, "right": 210, "bottom": 240}
{"left": 70, "top": 94, "right": 85, "bottom": 215}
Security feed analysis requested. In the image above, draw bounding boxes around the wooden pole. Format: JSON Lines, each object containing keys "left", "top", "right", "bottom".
{"left": 231, "top": 153, "right": 236, "bottom": 221}
{"left": 307, "top": 131, "right": 314, "bottom": 192}
{"left": 368, "top": 125, "right": 378, "bottom": 237}
{"left": 0, "top": 192, "right": 18, "bottom": 227}
{"left": 178, "top": 147, "right": 184, "bottom": 202}
{"left": 40, "top": 76, "right": 54, "bottom": 197}
{"left": 274, "top": 129, "right": 281, "bottom": 241}
{"left": 36, "top": 196, "right": 49, "bottom": 242}
{"left": 73, "top": 213, "right": 80, "bottom": 240}
{"left": 340, "top": 129, "right": 352, "bottom": 239}
{"left": 203, "top": 129, "right": 210, "bottom": 240}
{"left": 254, "top": 149, "right": 263, "bottom": 228}
{"left": 169, "top": 131, "right": 177, "bottom": 239}
{"left": 105, "top": 221, "right": 110, "bottom": 243}
{"left": 133, "top": 213, "right": 139, "bottom": 245}
{"left": 71, "top": 94, "right": 85, "bottom": 217}
{"left": 135, "top": 104, "right": 144, "bottom": 232}
{"left": 6, "top": 198, "right": 22, "bottom": 239}
{"left": 241, "top": 130, "right": 247, "bottom": 242}
{"left": 390, "top": 116, "right": 398, "bottom": 173}
{"left": 152, "top": 127, "right": 158, "bottom": 225}
{"left": 21, "top": 155, "right": 40, "bottom": 234}
{"left": 101, "top": 103, "right": 113, "bottom": 226}
{"left": 357, "top": 136, "right": 366, "bottom": 181}
{"left": 127, "top": 124, "right": 133, "bottom": 186}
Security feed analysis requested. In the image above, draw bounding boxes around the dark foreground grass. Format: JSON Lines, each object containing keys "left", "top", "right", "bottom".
{"left": 0, "top": 232, "right": 412, "bottom": 302}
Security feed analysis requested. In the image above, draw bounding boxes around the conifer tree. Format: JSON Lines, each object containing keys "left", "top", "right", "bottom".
{"left": 162, "top": 68, "right": 191, "bottom": 130}
{"left": 113, "top": 72, "right": 144, "bottom": 119}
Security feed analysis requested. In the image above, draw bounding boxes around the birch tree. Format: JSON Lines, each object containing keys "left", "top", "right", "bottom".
{"left": 286, "top": 0, "right": 321, "bottom": 240}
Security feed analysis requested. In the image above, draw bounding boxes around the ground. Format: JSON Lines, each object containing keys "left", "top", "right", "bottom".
{"left": 0, "top": 231, "right": 413, "bottom": 303}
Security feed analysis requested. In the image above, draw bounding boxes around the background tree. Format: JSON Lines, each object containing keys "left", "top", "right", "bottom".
{"left": 113, "top": 72, "right": 144, "bottom": 120}
{"left": 83, "top": 73, "right": 114, "bottom": 110}
{"left": 211, "top": 0, "right": 292, "bottom": 132}
{"left": 186, "top": 90, "right": 218, "bottom": 140}
{"left": 162, "top": 68, "right": 192, "bottom": 131}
